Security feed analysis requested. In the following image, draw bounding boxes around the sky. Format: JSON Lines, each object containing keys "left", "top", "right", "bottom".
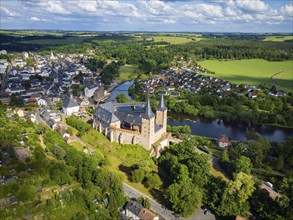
{"left": 0, "top": 0, "right": 292, "bottom": 33}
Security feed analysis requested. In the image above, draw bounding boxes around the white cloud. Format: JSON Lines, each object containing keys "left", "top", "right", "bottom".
{"left": 234, "top": 0, "right": 268, "bottom": 13}
{"left": 30, "top": 16, "right": 40, "bottom": 21}
{"left": 0, "top": 0, "right": 292, "bottom": 32}
{"left": 0, "top": 6, "right": 16, "bottom": 16}
{"left": 280, "top": 4, "right": 293, "bottom": 17}
{"left": 46, "top": 1, "right": 71, "bottom": 14}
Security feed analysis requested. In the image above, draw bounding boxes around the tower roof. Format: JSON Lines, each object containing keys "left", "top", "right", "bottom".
{"left": 142, "top": 98, "right": 155, "bottom": 119}
{"left": 156, "top": 95, "right": 167, "bottom": 111}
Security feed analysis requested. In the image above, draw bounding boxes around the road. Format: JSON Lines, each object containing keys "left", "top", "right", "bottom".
{"left": 123, "top": 183, "right": 181, "bottom": 220}
{"left": 123, "top": 183, "right": 216, "bottom": 220}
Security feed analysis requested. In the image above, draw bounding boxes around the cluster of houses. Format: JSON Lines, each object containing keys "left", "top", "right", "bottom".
{"left": 140, "top": 68, "right": 287, "bottom": 99}
{"left": 0, "top": 50, "right": 108, "bottom": 107}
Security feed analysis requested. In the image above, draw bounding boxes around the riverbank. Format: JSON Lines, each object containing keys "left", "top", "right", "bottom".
{"left": 109, "top": 80, "right": 293, "bottom": 143}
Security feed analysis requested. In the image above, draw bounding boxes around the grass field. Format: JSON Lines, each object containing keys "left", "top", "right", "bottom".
{"left": 152, "top": 35, "right": 202, "bottom": 44}
{"left": 199, "top": 59, "right": 293, "bottom": 92}
{"left": 118, "top": 65, "right": 138, "bottom": 83}
{"left": 263, "top": 35, "right": 293, "bottom": 42}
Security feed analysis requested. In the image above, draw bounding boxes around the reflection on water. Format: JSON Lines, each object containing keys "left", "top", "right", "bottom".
{"left": 107, "top": 80, "right": 293, "bottom": 143}
{"left": 168, "top": 112, "right": 293, "bottom": 143}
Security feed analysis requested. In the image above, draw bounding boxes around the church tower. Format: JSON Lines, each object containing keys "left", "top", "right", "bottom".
{"left": 141, "top": 98, "right": 155, "bottom": 150}
{"left": 156, "top": 95, "right": 167, "bottom": 129}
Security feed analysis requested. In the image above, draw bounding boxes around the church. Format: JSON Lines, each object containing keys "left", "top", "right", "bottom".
{"left": 93, "top": 96, "right": 168, "bottom": 151}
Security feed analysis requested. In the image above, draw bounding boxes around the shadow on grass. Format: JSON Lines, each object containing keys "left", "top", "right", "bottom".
{"left": 119, "top": 164, "right": 134, "bottom": 182}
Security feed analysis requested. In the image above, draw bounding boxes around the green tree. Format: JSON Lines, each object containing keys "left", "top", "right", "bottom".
{"left": 166, "top": 178, "right": 202, "bottom": 217}
{"left": 131, "top": 168, "right": 145, "bottom": 183}
{"left": 234, "top": 156, "right": 252, "bottom": 174}
{"left": 144, "top": 173, "right": 162, "bottom": 189}
{"left": 116, "top": 93, "right": 129, "bottom": 103}
{"left": 218, "top": 172, "right": 255, "bottom": 217}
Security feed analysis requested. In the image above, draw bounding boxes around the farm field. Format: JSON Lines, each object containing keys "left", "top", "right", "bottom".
{"left": 263, "top": 35, "right": 293, "bottom": 42}
{"left": 199, "top": 59, "right": 293, "bottom": 92}
{"left": 152, "top": 35, "right": 202, "bottom": 44}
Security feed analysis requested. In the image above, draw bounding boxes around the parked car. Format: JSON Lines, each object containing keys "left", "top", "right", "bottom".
{"left": 204, "top": 209, "right": 210, "bottom": 215}
{"left": 264, "top": 181, "right": 273, "bottom": 188}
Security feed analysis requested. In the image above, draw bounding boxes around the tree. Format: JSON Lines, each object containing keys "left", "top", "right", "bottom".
{"left": 234, "top": 156, "right": 252, "bottom": 174}
{"left": 144, "top": 173, "right": 162, "bottom": 189}
{"left": 116, "top": 93, "right": 129, "bottom": 103}
{"left": 131, "top": 168, "right": 145, "bottom": 183}
{"left": 166, "top": 178, "right": 202, "bottom": 217}
{"left": 218, "top": 172, "right": 255, "bottom": 217}
{"left": 136, "top": 197, "right": 151, "bottom": 209}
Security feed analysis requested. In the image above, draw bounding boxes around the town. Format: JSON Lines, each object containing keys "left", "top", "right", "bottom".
{"left": 0, "top": 0, "right": 292, "bottom": 218}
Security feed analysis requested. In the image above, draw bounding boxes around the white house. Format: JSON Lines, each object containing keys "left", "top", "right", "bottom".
{"left": 84, "top": 84, "right": 98, "bottom": 98}
{"left": 62, "top": 95, "right": 79, "bottom": 115}
{"left": 37, "top": 96, "right": 51, "bottom": 106}
{"left": 125, "top": 200, "right": 159, "bottom": 220}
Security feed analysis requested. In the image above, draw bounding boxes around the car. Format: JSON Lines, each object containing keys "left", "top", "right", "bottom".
{"left": 264, "top": 181, "right": 273, "bottom": 188}
{"left": 204, "top": 209, "right": 210, "bottom": 215}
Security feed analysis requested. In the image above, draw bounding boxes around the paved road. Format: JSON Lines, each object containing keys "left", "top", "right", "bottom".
{"left": 123, "top": 183, "right": 216, "bottom": 220}
{"left": 123, "top": 183, "right": 181, "bottom": 220}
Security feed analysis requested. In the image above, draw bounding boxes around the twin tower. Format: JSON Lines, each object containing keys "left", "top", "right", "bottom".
{"left": 140, "top": 95, "right": 168, "bottom": 150}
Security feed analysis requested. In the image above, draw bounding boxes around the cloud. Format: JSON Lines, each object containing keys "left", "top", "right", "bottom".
{"left": 0, "top": 6, "right": 16, "bottom": 16}
{"left": 234, "top": 0, "right": 269, "bottom": 13}
{"left": 30, "top": 16, "right": 40, "bottom": 21}
{"left": 0, "top": 0, "right": 292, "bottom": 32}
{"left": 46, "top": 1, "right": 71, "bottom": 14}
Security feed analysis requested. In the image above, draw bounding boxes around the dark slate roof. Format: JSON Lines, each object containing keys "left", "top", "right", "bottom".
{"left": 126, "top": 200, "right": 143, "bottom": 217}
{"left": 157, "top": 95, "right": 167, "bottom": 111}
{"left": 142, "top": 99, "right": 155, "bottom": 119}
{"left": 94, "top": 104, "right": 119, "bottom": 125}
{"left": 63, "top": 95, "right": 79, "bottom": 108}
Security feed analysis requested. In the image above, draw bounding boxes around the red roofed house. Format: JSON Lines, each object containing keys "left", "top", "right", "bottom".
{"left": 218, "top": 135, "right": 230, "bottom": 148}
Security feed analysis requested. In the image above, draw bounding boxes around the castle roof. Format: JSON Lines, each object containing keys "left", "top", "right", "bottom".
{"left": 156, "top": 95, "right": 167, "bottom": 111}
{"left": 142, "top": 98, "right": 155, "bottom": 119}
{"left": 94, "top": 103, "right": 119, "bottom": 125}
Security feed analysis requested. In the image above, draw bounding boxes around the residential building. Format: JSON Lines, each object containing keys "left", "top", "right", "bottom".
{"left": 62, "top": 95, "right": 80, "bottom": 115}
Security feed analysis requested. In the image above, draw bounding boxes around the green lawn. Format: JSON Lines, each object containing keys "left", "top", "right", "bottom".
{"left": 199, "top": 59, "right": 293, "bottom": 92}
{"left": 119, "top": 65, "right": 138, "bottom": 83}
{"left": 263, "top": 35, "right": 293, "bottom": 42}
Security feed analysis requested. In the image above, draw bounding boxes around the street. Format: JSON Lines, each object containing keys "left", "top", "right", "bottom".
{"left": 123, "top": 183, "right": 216, "bottom": 220}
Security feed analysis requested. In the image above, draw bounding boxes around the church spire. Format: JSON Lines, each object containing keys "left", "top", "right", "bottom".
{"left": 142, "top": 98, "right": 155, "bottom": 119}
{"left": 157, "top": 95, "right": 167, "bottom": 111}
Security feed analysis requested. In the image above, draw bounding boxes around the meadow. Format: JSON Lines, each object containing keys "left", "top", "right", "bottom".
{"left": 199, "top": 59, "right": 293, "bottom": 92}
{"left": 118, "top": 64, "right": 138, "bottom": 83}
{"left": 152, "top": 35, "right": 202, "bottom": 44}
{"left": 263, "top": 35, "right": 293, "bottom": 42}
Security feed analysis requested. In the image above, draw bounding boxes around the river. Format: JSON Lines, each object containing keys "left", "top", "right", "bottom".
{"left": 108, "top": 80, "right": 293, "bottom": 142}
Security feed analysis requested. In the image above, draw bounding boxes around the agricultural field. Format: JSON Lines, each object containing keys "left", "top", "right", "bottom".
{"left": 199, "top": 59, "right": 293, "bottom": 92}
{"left": 152, "top": 35, "right": 202, "bottom": 44}
{"left": 263, "top": 35, "right": 293, "bottom": 42}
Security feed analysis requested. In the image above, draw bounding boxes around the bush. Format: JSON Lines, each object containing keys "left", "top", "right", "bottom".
{"left": 144, "top": 173, "right": 162, "bottom": 189}
{"left": 131, "top": 168, "right": 145, "bottom": 183}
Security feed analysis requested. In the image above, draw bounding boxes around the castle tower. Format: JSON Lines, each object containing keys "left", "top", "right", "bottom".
{"left": 141, "top": 98, "right": 155, "bottom": 150}
{"left": 156, "top": 95, "right": 167, "bottom": 129}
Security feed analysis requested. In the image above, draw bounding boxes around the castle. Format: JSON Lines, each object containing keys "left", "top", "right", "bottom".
{"left": 93, "top": 96, "right": 168, "bottom": 151}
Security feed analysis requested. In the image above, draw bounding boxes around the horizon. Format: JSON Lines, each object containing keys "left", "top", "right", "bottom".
{"left": 1, "top": 0, "right": 292, "bottom": 33}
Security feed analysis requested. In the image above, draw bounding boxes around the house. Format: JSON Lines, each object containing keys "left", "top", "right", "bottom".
{"left": 62, "top": 95, "right": 80, "bottom": 115}
{"left": 248, "top": 91, "right": 257, "bottom": 98}
{"left": 125, "top": 200, "right": 159, "bottom": 220}
{"left": 13, "top": 108, "right": 24, "bottom": 117}
{"left": 218, "top": 135, "right": 230, "bottom": 148}
{"left": 37, "top": 96, "right": 51, "bottom": 106}
{"left": 85, "top": 84, "right": 99, "bottom": 98}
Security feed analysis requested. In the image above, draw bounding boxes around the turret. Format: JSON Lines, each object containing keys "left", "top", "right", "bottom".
{"left": 141, "top": 99, "right": 155, "bottom": 150}
{"left": 156, "top": 95, "right": 167, "bottom": 128}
